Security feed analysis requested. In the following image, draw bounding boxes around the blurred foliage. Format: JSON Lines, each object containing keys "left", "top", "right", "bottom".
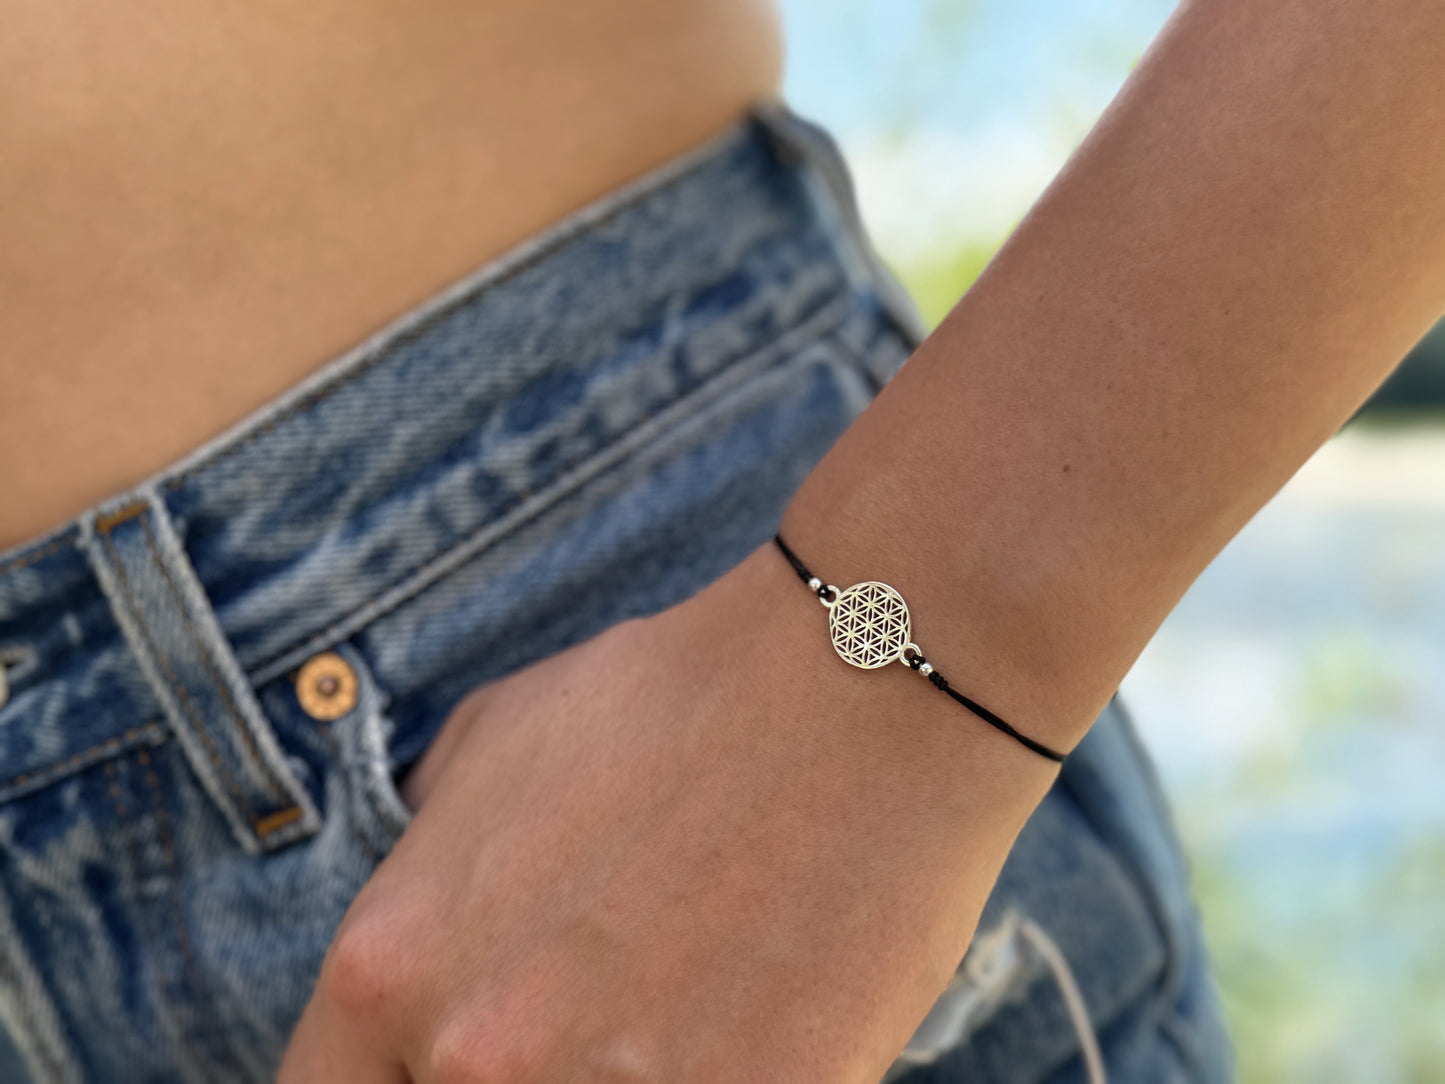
{"left": 1297, "top": 631, "right": 1412, "bottom": 730}
{"left": 1190, "top": 835, "right": 1445, "bottom": 1083}
{"left": 1160, "top": 621, "right": 1445, "bottom": 1083}
{"left": 889, "top": 243, "right": 999, "bottom": 328}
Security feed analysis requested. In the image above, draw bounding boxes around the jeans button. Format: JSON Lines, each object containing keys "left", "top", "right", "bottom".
{"left": 294, "top": 651, "right": 358, "bottom": 721}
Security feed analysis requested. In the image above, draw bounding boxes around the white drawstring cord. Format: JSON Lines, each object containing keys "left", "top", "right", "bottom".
{"left": 889, "top": 909, "right": 1107, "bottom": 1084}
{"left": 1017, "top": 916, "right": 1108, "bottom": 1084}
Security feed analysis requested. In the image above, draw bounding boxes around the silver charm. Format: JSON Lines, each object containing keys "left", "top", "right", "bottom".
{"left": 824, "top": 581, "right": 912, "bottom": 669}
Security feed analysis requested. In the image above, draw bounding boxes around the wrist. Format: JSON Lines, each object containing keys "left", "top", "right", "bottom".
{"left": 777, "top": 346, "right": 1128, "bottom": 755}
{"left": 671, "top": 539, "right": 1063, "bottom": 837}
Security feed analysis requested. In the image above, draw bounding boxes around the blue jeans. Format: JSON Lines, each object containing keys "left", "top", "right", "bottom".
{"left": 0, "top": 104, "right": 1234, "bottom": 1083}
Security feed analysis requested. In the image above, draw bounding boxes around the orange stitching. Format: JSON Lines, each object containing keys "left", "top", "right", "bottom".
{"left": 251, "top": 805, "right": 304, "bottom": 837}
{"left": 0, "top": 532, "right": 76, "bottom": 578}
{"left": 94, "top": 500, "right": 149, "bottom": 533}
{"left": 0, "top": 723, "right": 162, "bottom": 796}
{"left": 137, "top": 515, "right": 298, "bottom": 805}
{"left": 99, "top": 529, "right": 259, "bottom": 826}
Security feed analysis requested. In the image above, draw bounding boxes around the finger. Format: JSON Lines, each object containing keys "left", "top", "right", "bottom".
{"left": 276, "top": 993, "right": 410, "bottom": 1084}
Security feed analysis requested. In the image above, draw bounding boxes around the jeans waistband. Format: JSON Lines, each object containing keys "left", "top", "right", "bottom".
{"left": 0, "top": 102, "right": 920, "bottom": 851}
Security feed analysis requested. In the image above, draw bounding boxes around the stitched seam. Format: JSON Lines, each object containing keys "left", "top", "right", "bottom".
{"left": 94, "top": 501, "right": 149, "bottom": 533}
{"left": 245, "top": 291, "right": 855, "bottom": 680}
{"left": 137, "top": 514, "right": 299, "bottom": 823}
{"left": 0, "top": 532, "right": 76, "bottom": 579}
{"left": 99, "top": 526, "right": 260, "bottom": 827}
{"left": 136, "top": 748, "right": 228, "bottom": 1084}
{"left": 1057, "top": 757, "right": 1184, "bottom": 1015}
{"left": 0, "top": 722, "right": 166, "bottom": 801}
{"left": 1156, "top": 1008, "right": 1204, "bottom": 1077}
{"left": 825, "top": 321, "right": 887, "bottom": 396}
{"left": 159, "top": 137, "right": 743, "bottom": 494}
{"left": 314, "top": 717, "right": 383, "bottom": 864}
{"left": 104, "top": 761, "right": 176, "bottom": 1068}
{"left": 1102, "top": 695, "right": 1195, "bottom": 1008}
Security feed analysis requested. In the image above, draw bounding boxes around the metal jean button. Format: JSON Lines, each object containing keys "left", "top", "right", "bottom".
{"left": 294, "top": 652, "right": 358, "bottom": 721}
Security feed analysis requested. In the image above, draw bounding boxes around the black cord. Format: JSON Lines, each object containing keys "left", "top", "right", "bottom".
{"left": 774, "top": 533, "right": 829, "bottom": 599}
{"left": 773, "top": 533, "right": 1067, "bottom": 764}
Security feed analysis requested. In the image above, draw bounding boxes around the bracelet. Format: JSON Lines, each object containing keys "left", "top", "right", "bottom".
{"left": 773, "top": 534, "right": 1067, "bottom": 764}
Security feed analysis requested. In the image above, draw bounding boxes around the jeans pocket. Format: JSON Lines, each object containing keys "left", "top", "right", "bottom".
{"left": 887, "top": 701, "right": 1225, "bottom": 1084}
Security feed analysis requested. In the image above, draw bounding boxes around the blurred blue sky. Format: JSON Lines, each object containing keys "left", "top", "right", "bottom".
{"left": 783, "top": 0, "right": 1172, "bottom": 132}
{"left": 781, "top": 0, "right": 1175, "bottom": 258}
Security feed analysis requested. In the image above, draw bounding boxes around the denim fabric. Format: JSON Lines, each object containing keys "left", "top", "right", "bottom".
{"left": 0, "top": 104, "right": 1234, "bottom": 1083}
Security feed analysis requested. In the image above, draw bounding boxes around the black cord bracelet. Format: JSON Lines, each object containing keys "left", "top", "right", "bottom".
{"left": 773, "top": 534, "right": 1067, "bottom": 764}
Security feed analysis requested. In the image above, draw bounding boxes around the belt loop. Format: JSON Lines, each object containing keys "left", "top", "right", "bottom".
{"left": 80, "top": 487, "right": 319, "bottom": 854}
{"left": 752, "top": 99, "right": 928, "bottom": 350}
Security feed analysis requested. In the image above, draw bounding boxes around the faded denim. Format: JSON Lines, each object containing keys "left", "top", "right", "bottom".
{"left": 0, "top": 104, "right": 1234, "bottom": 1083}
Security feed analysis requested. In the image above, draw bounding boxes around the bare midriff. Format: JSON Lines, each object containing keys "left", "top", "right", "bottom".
{"left": 0, "top": 0, "right": 783, "bottom": 549}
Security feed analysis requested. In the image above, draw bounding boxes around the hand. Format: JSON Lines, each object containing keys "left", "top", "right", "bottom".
{"left": 278, "top": 541, "right": 1060, "bottom": 1083}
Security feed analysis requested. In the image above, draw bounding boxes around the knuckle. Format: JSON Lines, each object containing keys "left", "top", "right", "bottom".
{"left": 320, "top": 909, "right": 407, "bottom": 1019}
{"left": 428, "top": 1017, "right": 546, "bottom": 1084}
{"left": 428, "top": 1025, "right": 503, "bottom": 1084}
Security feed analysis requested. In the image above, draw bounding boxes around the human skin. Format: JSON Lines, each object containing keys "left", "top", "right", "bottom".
{"left": 278, "top": 1, "right": 1445, "bottom": 1080}
{"left": 0, "top": 0, "right": 781, "bottom": 549}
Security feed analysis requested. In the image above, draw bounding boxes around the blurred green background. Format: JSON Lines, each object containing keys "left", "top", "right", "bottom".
{"left": 778, "top": 2, "right": 1445, "bottom": 1081}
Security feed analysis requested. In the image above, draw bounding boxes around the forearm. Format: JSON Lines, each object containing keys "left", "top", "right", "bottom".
{"left": 784, "top": 0, "right": 1445, "bottom": 752}
{"left": 287, "top": 7, "right": 1445, "bottom": 1075}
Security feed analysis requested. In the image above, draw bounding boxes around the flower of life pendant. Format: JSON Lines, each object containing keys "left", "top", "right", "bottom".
{"left": 824, "top": 581, "right": 912, "bottom": 669}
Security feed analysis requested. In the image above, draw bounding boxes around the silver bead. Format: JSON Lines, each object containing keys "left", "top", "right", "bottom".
{"left": 807, "top": 577, "right": 822, "bottom": 592}
{"left": 919, "top": 662, "right": 933, "bottom": 676}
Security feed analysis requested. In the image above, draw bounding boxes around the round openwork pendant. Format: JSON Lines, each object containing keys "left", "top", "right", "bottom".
{"left": 827, "top": 581, "right": 912, "bottom": 669}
